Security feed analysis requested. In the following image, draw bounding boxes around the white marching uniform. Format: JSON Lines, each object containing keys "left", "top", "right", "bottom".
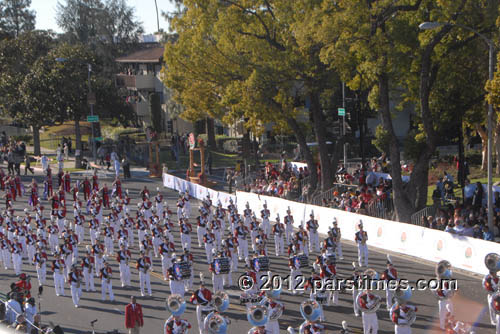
{"left": 355, "top": 230, "right": 369, "bottom": 267}
{"left": 390, "top": 304, "right": 417, "bottom": 334}
{"left": 483, "top": 273, "right": 500, "bottom": 326}
{"left": 53, "top": 260, "right": 66, "bottom": 296}
{"left": 357, "top": 291, "right": 379, "bottom": 334}
{"left": 284, "top": 214, "right": 294, "bottom": 244}
{"left": 260, "top": 209, "right": 270, "bottom": 237}
{"left": 82, "top": 257, "right": 96, "bottom": 291}
{"left": 437, "top": 286, "right": 453, "bottom": 330}
{"left": 34, "top": 252, "right": 47, "bottom": 285}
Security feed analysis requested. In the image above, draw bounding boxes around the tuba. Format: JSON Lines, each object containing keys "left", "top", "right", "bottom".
{"left": 435, "top": 260, "right": 452, "bottom": 279}
{"left": 485, "top": 253, "right": 500, "bottom": 272}
{"left": 213, "top": 291, "right": 229, "bottom": 312}
{"left": 166, "top": 294, "right": 186, "bottom": 316}
{"left": 204, "top": 312, "right": 229, "bottom": 334}
{"left": 300, "top": 299, "right": 322, "bottom": 322}
{"left": 247, "top": 305, "right": 269, "bottom": 327}
{"left": 393, "top": 286, "right": 412, "bottom": 305}
{"left": 356, "top": 291, "right": 381, "bottom": 313}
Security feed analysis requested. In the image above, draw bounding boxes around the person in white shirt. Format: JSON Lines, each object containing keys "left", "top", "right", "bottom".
{"left": 5, "top": 293, "right": 22, "bottom": 325}
{"left": 40, "top": 154, "right": 49, "bottom": 173}
{"left": 24, "top": 297, "right": 37, "bottom": 333}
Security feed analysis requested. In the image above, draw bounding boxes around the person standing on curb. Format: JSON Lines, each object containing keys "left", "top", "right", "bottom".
{"left": 125, "top": 295, "right": 144, "bottom": 334}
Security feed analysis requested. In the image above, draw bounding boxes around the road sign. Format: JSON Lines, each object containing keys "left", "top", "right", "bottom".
{"left": 338, "top": 108, "right": 346, "bottom": 116}
{"left": 95, "top": 137, "right": 103, "bottom": 141}
{"left": 87, "top": 92, "right": 96, "bottom": 105}
{"left": 87, "top": 115, "right": 99, "bottom": 122}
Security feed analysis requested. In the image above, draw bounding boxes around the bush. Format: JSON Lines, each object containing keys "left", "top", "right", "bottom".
{"left": 223, "top": 139, "right": 239, "bottom": 153}
{"left": 465, "top": 150, "right": 482, "bottom": 166}
{"left": 216, "top": 135, "right": 240, "bottom": 150}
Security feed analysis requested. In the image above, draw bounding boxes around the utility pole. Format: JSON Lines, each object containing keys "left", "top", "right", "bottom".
{"left": 88, "top": 64, "right": 97, "bottom": 163}
{"left": 342, "top": 82, "right": 347, "bottom": 166}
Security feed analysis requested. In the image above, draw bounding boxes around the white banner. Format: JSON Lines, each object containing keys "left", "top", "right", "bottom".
{"left": 162, "top": 173, "right": 236, "bottom": 209}
{"left": 164, "top": 174, "right": 497, "bottom": 275}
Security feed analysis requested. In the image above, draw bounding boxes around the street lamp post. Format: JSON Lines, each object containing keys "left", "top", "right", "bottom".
{"left": 419, "top": 22, "right": 496, "bottom": 231}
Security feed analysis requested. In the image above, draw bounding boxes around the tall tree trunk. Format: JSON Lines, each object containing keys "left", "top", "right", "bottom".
{"left": 477, "top": 124, "right": 488, "bottom": 171}
{"left": 286, "top": 116, "right": 318, "bottom": 191}
{"left": 309, "top": 91, "right": 333, "bottom": 190}
{"left": 205, "top": 117, "right": 216, "bottom": 149}
{"left": 32, "top": 125, "right": 41, "bottom": 156}
{"left": 378, "top": 72, "right": 414, "bottom": 222}
{"left": 74, "top": 118, "right": 82, "bottom": 169}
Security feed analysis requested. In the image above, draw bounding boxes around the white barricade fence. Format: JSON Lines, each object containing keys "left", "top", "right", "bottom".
{"left": 163, "top": 174, "right": 497, "bottom": 275}
{"left": 162, "top": 173, "right": 236, "bottom": 209}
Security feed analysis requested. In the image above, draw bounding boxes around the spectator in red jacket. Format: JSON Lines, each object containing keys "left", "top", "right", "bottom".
{"left": 125, "top": 296, "right": 144, "bottom": 334}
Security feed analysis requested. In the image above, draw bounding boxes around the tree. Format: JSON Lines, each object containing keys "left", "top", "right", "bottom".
{"left": 0, "top": 30, "right": 55, "bottom": 155}
{"left": 56, "top": 0, "right": 143, "bottom": 71}
{"left": 0, "top": 0, "right": 35, "bottom": 37}
{"left": 310, "top": 0, "right": 497, "bottom": 221}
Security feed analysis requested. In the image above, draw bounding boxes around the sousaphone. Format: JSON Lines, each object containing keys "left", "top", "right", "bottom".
{"left": 166, "top": 294, "right": 186, "bottom": 316}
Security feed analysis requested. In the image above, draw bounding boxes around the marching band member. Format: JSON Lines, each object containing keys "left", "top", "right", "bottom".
{"left": 0, "top": 234, "right": 11, "bottom": 269}
{"left": 11, "top": 236, "right": 22, "bottom": 275}
{"left": 124, "top": 213, "right": 135, "bottom": 248}
{"left": 151, "top": 221, "right": 163, "bottom": 258}
{"left": 197, "top": 210, "right": 208, "bottom": 248}
{"left": 48, "top": 220, "right": 59, "bottom": 254}
{"left": 159, "top": 235, "right": 174, "bottom": 281}
{"left": 190, "top": 274, "right": 212, "bottom": 334}
{"left": 331, "top": 219, "right": 343, "bottom": 259}
{"left": 355, "top": 221, "right": 368, "bottom": 267}
{"left": 203, "top": 230, "right": 216, "bottom": 264}
{"left": 88, "top": 215, "right": 99, "bottom": 246}
{"left": 100, "top": 259, "right": 114, "bottom": 302}
{"left": 320, "top": 258, "right": 339, "bottom": 306}
{"left": 295, "top": 223, "right": 309, "bottom": 256}
{"left": 74, "top": 210, "right": 85, "bottom": 243}
{"left": 272, "top": 214, "right": 285, "bottom": 257}
{"left": 103, "top": 220, "right": 115, "bottom": 256}
{"left": 249, "top": 214, "right": 260, "bottom": 252}
{"left": 168, "top": 254, "right": 187, "bottom": 296}
{"left": 356, "top": 275, "right": 380, "bottom": 334}
{"left": 164, "top": 313, "right": 191, "bottom": 334}
{"left": 303, "top": 270, "right": 325, "bottom": 322}
{"left": 350, "top": 262, "right": 363, "bottom": 317}
{"left": 284, "top": 207, "right": 294, "bottom": 245}
{"left": 382, "top": 255, "right": 398, "bottom": 310}
{"left": 137, "top": 250, "right": 153, "bottom": 297}
{"left": 68, "top": 264, "right": 82, "bottom": 308}
{"left": 181, "top": 249, "right": 194, "bottom": 291}
{"left": 483, "top": 267, "right": 499, "bottom": 325}
{"left": 224, "top": 231, "right": 239, "bottom": 273}
{"left": 26, "top": 231, "right": 37, "bottom": 265}
{"left": 262, "top": 290, "right": 284, "bottom": 334}
{"left": 177, "top": 193, "right": 185, "bottom": 219}
{"left": 154, "top": 188, "right": 164, "bottom": 218}
{"left": 390, "top": 294, "right": 417, "bottom": 334}
{"left": 136, "top": 215, "right": 148, "bottom": 245}
{"left": 116, "top": 244, "right": 132, "bottom": 287}
{"left": 81, "top": 247, "right": 96, "bottom": 292}
{"left": 235, "top": 220, "right": 250, "bottom": 265}
{"left": 435, "top": 261, "right": 454, "bottom": 330}
{"left": 306, "top": 211, "right": 319, "bottom": 253}
{"left": 33, "top": 245, "right": 47, "bottom": 286}
{"left": 183, "top": 190, "right": 191, "bottom": 218}
{"left": 52, "top": 253, "right": 66, "bottom": 296}
{"left": 179, "top": 216, "right": 192, "bottom": 251}
{"left": 92, "top": 239, "right": 105, "bottom": 274}
{"left": 255, "top": 228, "right": 268, "bottom": 257}
{"left": 209, "top": 249, "right": 224, "bottom": 292}
{"left": 243, "top": 202, "right": 252, "bottom": 227}
{"left": 260, "top": 202, "right": 270, "bottom": 238}
{"left": 289, "top": 248, "right": 302, "bottom": 295}
{"left": 141, "top": 233, "right": 154, "bottom": 271}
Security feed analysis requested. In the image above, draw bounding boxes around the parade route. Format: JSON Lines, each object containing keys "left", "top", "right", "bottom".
{"left": 0, "top": 173, "right": 494, "bottom": 334}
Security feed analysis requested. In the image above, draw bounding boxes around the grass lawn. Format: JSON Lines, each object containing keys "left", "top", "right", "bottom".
{"left": 426, "top": 163, "right": 500, "bottom": 205}
{"left": 40, "top": 122, "right": 91, "bottom": 150}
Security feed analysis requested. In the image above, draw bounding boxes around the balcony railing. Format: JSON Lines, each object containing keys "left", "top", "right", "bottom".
{"left": 116, "top": 74, "right": 156, "bottom": 90}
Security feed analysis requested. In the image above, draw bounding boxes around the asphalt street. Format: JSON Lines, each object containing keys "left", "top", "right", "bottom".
{"left": 0, "top": 171, "right": 495, "bottom": 334}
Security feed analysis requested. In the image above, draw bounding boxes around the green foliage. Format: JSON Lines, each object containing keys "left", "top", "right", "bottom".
{"left": 372, "top": 125, "right": 391, "bottom": 155}
{"left": 0, "top": 0, "right": 35, "bottom": 37}
{"left": 403, "top": 130, "right": 427, "bottom": 161}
